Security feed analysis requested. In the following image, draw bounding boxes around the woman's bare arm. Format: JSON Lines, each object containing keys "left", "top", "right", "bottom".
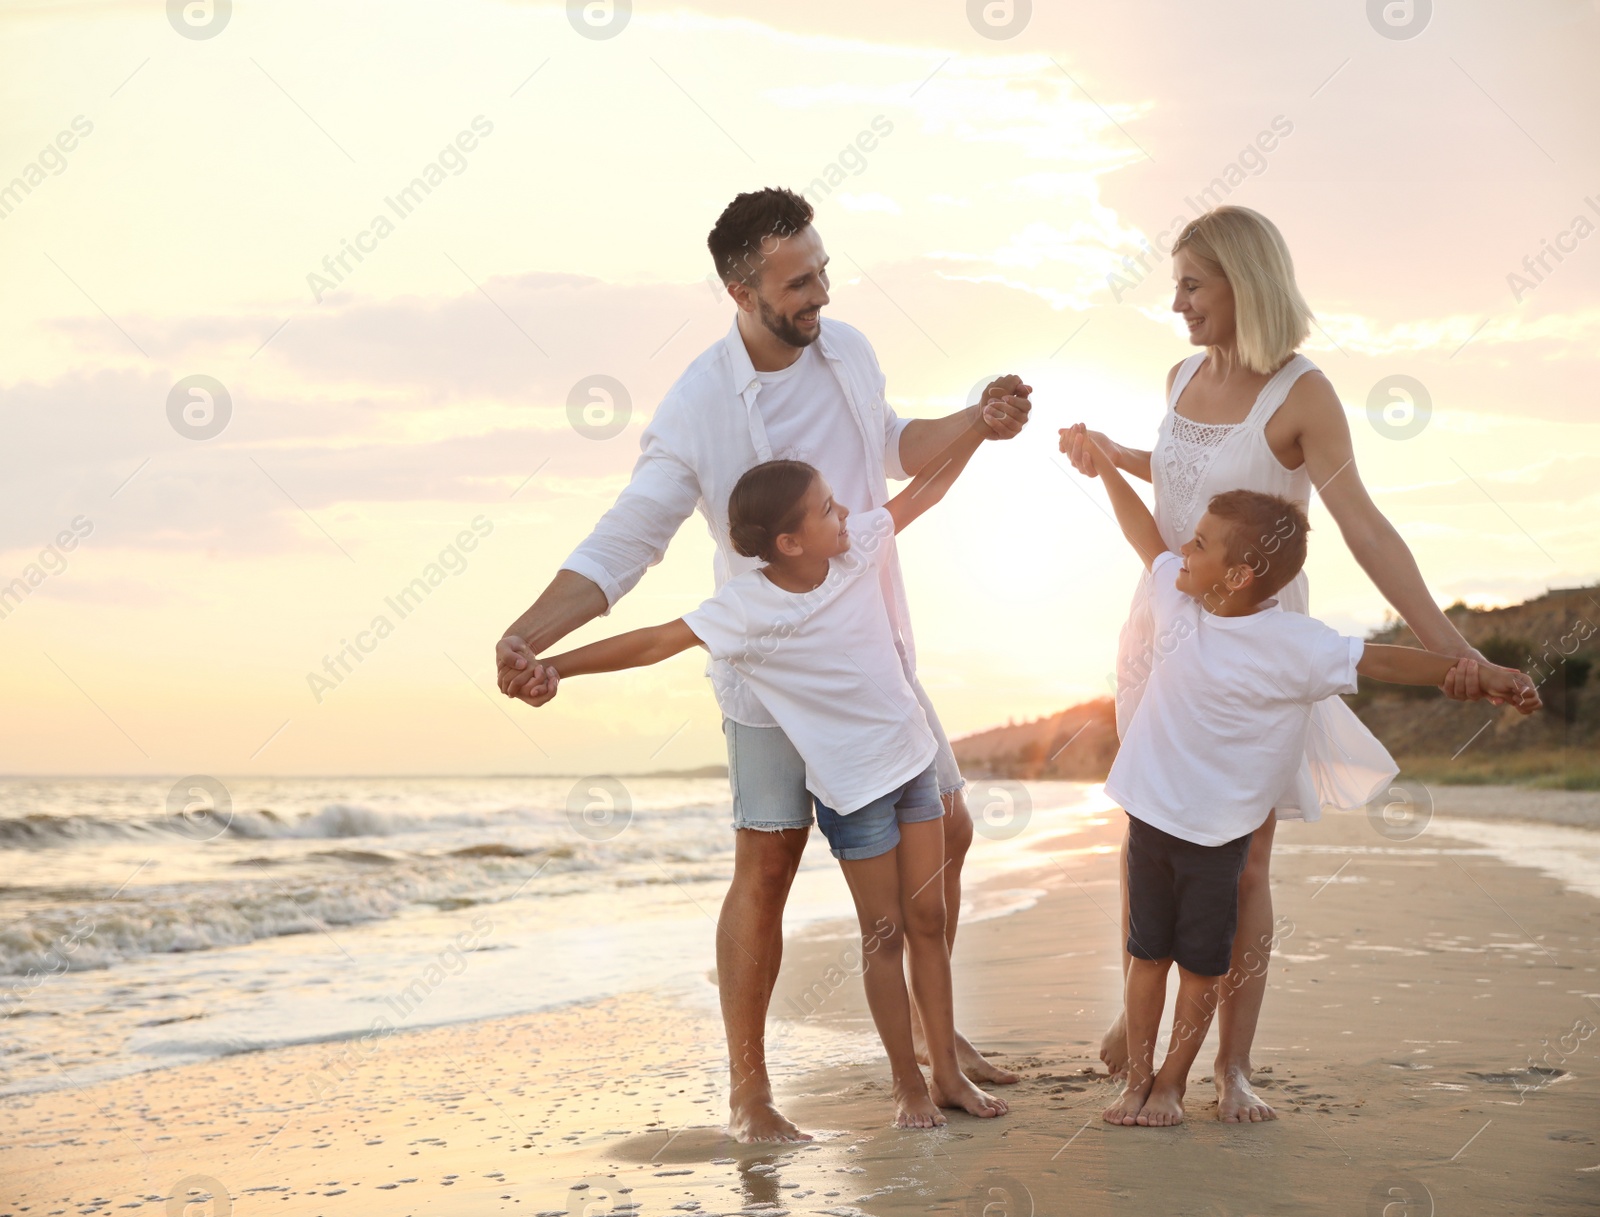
{"left": 1358, "top": 649, "right": 1539, "bottom": 713}
{"left": 1060, "top": 360, "right": 1180, "bottom": 484}
{"left": 1064, "top": 429, "right": 1153, "bottom": 482}
{"left": 1290, "top": 373, "right": 1511, "bottom": 701}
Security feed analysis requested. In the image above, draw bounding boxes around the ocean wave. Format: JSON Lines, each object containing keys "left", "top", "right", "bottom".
{"left": 0, "top": 850, "right": 553, "bottom": 982}
{"left": 0, "top": 803, "right": 545, "bottom": 848}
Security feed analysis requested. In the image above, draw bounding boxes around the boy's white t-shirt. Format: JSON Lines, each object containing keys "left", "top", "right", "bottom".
{"left": 682, "top": 507, "right": 937, "bottom": 815}
{"left": 1104, "top": 551, "right": 1365, "bottom": 847}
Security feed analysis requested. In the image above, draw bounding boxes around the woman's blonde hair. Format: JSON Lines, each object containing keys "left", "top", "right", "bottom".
{"left": 1171, "top": 206, "right": 1312, "bottom": 374}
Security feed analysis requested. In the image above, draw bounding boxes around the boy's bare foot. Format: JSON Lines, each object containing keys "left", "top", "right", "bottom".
{"left": 912, "top": 1029, "right": 1021, "bottom": 1085}
{"left": 1136, "top": 1078, "right": 1185, "bottom": 1127}
{"left": 1215, "top": 1064, "right": 1277, "bottom": 1123}
{"left": 1102, "top": 1076, "right": 1152, "bottom": 1126}
{"left": 929, "top": 1072, "right": 1009, "bottom": 1118}
{"left": 1099, "top": 1012, "right": 1129, "bottom": 1076}
{"left": 893, "top": 1079, "right": 947, "bottom": 1130}
{"left": 728, "top": 1096, "right": 812, "bottom": 1143}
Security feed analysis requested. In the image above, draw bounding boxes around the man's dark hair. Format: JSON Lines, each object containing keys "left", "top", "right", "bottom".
{"left": 1206, "top": 489, "right": 1310, "bottom": 600}
{"left": 728, "top": 460, "right": 818, "bottom": 563}
{"left": 707, "top": 188, "right": 814, "bottom": 287}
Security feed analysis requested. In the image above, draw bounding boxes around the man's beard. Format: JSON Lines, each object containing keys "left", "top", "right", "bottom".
{"left": 756, "top": 293, "right": 818, "bottom": 348}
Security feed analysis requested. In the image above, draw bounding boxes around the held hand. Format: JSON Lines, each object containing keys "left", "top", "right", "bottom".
{"left": 497, "top": 634, "right": 556, "bottom": 705}
{"left": 1059, "top": 422, "right": 1115, "bottom": 477}
{"left": 981, "top": 392, "right": 1029, "bottom": 439}
{"left": 522, "top": 666, "right": 561, "bottom": 707}
{"left": 1059, "top": 422, "right": 1117, "bottom": 477}
{"left": 1439, "top": 652, "right": 1490, "bottom": 702}
{"left": 1460, "top": 659, "right": 1542, "bottom": 716}
{"left": 497, "top": 634, "right": 533, "bottom": 694}
{"left": 978, "top": 374, "right": 1032, "bottom": 440}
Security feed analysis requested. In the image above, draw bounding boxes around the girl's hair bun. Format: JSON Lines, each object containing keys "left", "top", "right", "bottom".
{"left": 727, "top": 460, "right": 818, "bottom": 563}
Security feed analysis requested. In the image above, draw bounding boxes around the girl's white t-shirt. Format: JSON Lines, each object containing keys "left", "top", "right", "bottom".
{"left": 1104, "top": 551, "right": 1367, "bottom": 846}
{"left": 682, "top": 507, "right": 937, "bottom": 814}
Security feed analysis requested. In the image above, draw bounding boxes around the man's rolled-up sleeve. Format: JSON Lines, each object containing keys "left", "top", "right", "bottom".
{"left": 560, "top": 428, "right": 700, "bottom": 612}
{"left": 882, "top": 400, "right": 912, "bottom": 483}
{"left": 870, "top": 346, "right": 912, "bottom": 482}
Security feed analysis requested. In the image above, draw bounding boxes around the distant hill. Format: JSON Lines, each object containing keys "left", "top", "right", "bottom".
{"left": 1349, "top": 584, "right": 1597, "bottom": 785}
{"left": 953, "top": 583, "right": 1600, "bottom": 789}
{"left": 951, "top": 697, "right": 1119, "bottom": 782}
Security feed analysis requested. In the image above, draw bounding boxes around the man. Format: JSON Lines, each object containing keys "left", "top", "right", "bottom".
{"left": 497, "top": 187, "right": 1031, "bottom": 1142}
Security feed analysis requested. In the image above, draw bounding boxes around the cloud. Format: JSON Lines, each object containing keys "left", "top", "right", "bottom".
{"left": 0, "top": 364, "right": 654, "bottom": 554}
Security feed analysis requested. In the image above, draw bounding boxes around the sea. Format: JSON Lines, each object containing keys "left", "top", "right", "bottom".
{"left": 0, "top": 776, "right": 1112, "bottom": 1097}
{"left": 3, "top": 776, "right": 1597, "bottom": 1098}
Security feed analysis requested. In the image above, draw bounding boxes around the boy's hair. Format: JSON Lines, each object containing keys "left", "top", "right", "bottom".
{"left": 728, "top": 460, "right": 818, "bottom": 562}
{"left": 707, "top": 188, "right": 814, "bottom": 288}
{"left": 1206, "top": 489, "right": 1309, "bottom": 599}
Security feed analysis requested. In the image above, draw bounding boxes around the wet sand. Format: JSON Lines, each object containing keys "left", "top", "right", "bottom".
{"left": 5, "top": 790, "right": 1598, "bottom": 1215}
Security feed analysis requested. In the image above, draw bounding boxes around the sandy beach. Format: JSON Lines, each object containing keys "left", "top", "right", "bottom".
{"left": 5, "top": 785, "right": 1599, "bottom": 1216}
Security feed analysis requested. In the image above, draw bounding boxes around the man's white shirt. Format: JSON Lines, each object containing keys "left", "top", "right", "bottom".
{"left": 560, "top": 317, "right": 922, "bottom": 728}
{"left": 754, "top": 342, "right": 876, "bottom": 519}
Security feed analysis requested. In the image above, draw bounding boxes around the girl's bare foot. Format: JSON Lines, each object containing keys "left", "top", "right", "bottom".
{"left": 1136, "top": 1078, "right": 1185, "bottom": 1126}
{"left": 728, "top": 1096, "right": 812, "bottom": 1143}
{"left": 929, "top": 1071, "right": 1009, "bottom": 1118}
{"left": 1215, "top": 1064, "right": 1277, "bottom": 1122}
{"left": 893, "top": 1079, "right": 947, "bottom": 1130}
{"left": 1099, "top": 1012, "right": 1129, "bottom": 1077}
{"left": 1102, "top": 1076, "right": 1151, "bottom": 1126}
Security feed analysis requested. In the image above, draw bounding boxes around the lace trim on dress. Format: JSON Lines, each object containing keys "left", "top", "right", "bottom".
{"left": 1161, "top": 414, "right": 1238, "bottom": 539}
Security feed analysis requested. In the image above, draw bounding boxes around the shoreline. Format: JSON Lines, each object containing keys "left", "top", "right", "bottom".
{"left": 1422, "top": 783, "right": 1600, "bottom": 831}
{"left": 5, "top": 789, "right": 1600, "bottom": 1215}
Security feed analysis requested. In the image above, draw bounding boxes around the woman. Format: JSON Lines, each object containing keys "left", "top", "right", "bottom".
{"left": 1064, "top": 205, "right": 1533, "bottom": 1123}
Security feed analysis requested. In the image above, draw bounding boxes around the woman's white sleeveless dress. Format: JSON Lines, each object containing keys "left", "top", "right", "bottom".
{"left": 1113, "top": 352, "right": 1398, "bottom": 821}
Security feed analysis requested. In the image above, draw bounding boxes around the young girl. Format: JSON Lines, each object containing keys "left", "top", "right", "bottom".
{"left": 526, "top": 424, "right": 1009, "bottom": 1129}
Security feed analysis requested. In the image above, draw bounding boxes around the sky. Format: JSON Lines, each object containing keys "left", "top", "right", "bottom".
{"left": 1, "top": 0, "right": 1597, "bottom": 777}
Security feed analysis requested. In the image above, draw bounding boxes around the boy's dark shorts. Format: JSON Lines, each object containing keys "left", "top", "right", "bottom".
{"left": 1126, "top": 814, "right": 1254, "bottom": 977}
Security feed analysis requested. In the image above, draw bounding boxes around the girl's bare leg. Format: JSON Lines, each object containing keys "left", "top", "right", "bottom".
{"left": 907, "top": 791, "right": 1020, "bottom": 1085}
{"left": 895, "top": 819, "right": 1006, "bottom": 1119}
{"left": 836, "top": 849, "right": 943, "bottom": 1129}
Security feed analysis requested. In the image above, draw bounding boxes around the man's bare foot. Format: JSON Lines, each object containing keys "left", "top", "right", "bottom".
{"left": 728, "top": 1096, "right": 813, "bottom": 1143}
{"left": 893, "top": 1079, "right": 947, "bottom": 1130}
{"left": 954, "top": 1031, "right": 1020, "bottom": 1085}
{"left": 1102, "top": 1076, "right": 1151, "bottom": 1126}
{"left": 929, "top": 1072, "right": 1009, "bottom": 1119}
{"left": 1136, "top": 1078, "right": 1185, "bottom": 1127}
{"left": 912, "top": 1029, "right": 1020, "bottom": 1085}
{"left": 1215, "top": 1064, "right": 1277, "bottom": 1123}
{"left": 1099, "top": 1012, "right": 1129, "bottom": 1077}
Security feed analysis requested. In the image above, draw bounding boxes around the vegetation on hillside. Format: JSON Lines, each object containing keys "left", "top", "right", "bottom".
{"left": 953, "top": 584, "right": 1600, "bottom": 789}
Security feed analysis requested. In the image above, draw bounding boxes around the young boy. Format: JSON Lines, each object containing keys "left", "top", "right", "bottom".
{"left": 1064, "top": 424, "right": 1538, "bottom": 1128}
